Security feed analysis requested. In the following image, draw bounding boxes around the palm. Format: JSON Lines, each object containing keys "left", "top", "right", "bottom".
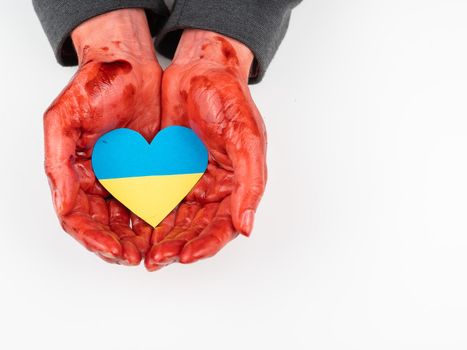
{"left": 145, "top": 61, "right": 267, "bottom": 270}
{"left": 44, "top": 57, "right": 161, "bottom": 265}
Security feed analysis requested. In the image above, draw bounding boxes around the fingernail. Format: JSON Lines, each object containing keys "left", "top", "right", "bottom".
{"left": 240, "top": 210, "right": 255, "bottom": 236}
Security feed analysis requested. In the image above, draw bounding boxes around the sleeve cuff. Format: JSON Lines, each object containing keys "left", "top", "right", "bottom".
{"left": 155, "top": 0, "right": 299, "bottom": 84}
{"left": 33, "top": 0, "right": 169, "bottom": 66}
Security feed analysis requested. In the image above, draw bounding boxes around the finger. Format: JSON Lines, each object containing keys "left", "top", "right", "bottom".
{"left": 75, "top": 159, "right": 109, "bottom": 197}
{"left": 151, "top": 209, "right": 176, "bottom": 245}
{"left": 227, "top": 120, "right": 267, "bottom": 236}
{"left": 96, "top": 252, "right": 119, "bottom": 264}
{"left": 130, "top": 213, "right": 152, "bottom": 254}
{"left": 118, "top": 240, "right": 141, "bottom": 266}
{"left": 61, "top": 191, "right": 121, "bottom": 262}
{"left": 184, "top": 70, "right": 267, "bottom": 235}
{"left": 131, "top": 213, "right": 152, "bottom": 237}
{"left": 108, "top": 199, "right": 131, "bottom": 228}
{"left": 44, "top": 109, "right": 80, "bottom": 216}
{"left": 204, "top": 165, "right": 234, "bottom": 202}
{"left": 72, "top": 189, "right": 90, "bottom": 213}
{"left": 185, "top": 172, "right": 211, "bottom": 203}
{"left": 164, "top": 202, "right": 201, "bottom": 240}
{"left": 88, "top": 195, "right": 109, "bottom": 225}
{"left": 145, "top": 240, "right": 186, "bottom": 271}
{"left": 174, "top": 203, "right": 218, "bottom": 241}
{"left": 108, "top": 199, "right": 141, "bottom": 265}
{"left": 61, "top": 212, "right": 122, "bottom": 261}
{"left": 185, "top": 164, "right": 233, "bottom": 203}
{"left": 144, "top": 202, "right": 200, "bottom": 270}
{"left": 89, "top": 181, "right": 110, "bottom": 197}
{"left": 74, "top": 159, "right": 94, "bottom": 192}
{"left": 180, "top": 197, "right": 237, "bottom": 264}
{"left": 145, "top": 203, "right": 217, "bottom": 270}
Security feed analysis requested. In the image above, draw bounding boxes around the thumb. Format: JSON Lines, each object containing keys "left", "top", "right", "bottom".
{"left": 44, "top": 109, "right": 80, "bottom": 216}
{"left": 227, "top": 125, "right": 267, "bottom": 237}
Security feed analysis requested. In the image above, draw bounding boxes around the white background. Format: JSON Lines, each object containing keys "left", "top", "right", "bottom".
{"left": 1, "top": 1, "right": 467, "bottom": 349}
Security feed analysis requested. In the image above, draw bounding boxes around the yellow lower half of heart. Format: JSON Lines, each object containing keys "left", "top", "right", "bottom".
{"left": 99, "top": 173, "right": 204, "bottom": 227}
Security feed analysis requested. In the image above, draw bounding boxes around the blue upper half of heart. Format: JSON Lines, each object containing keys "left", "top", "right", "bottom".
{"left": 92, "top": 126, "right": 208, "bottom": 180}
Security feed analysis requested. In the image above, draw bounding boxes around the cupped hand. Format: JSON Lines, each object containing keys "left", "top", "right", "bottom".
{"left": 145, "top": 30, "right": 267, "bottom": 270}
{"left": 44, "top": 9, "right": 161, "bottom": 265}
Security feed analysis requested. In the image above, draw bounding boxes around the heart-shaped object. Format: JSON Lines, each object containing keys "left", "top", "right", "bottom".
{"left": 92, "top": 126, "right": 208, "bottom": 227}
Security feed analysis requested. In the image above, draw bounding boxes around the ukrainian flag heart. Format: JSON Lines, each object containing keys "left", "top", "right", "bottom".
{"left": 92, "top": 126, "right": 208, "bottom": 227}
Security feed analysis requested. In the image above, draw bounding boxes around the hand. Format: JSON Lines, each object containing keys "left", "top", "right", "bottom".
{"left": 145, "top": 29, "right": 267, "bottom": 270}
{"left": 44, "top": 9, "right": 161, "bottom": 265}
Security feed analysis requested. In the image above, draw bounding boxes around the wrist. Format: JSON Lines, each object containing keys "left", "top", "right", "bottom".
{"left": 173, "top": 29, "right": 253, "bottom": 81}
{"left": 71, "top": 9, "right": 156, "bottom": 64}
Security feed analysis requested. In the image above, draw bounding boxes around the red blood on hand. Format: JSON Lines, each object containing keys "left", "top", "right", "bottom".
{"left": 44, "top": 9, "right": 160, "bottom": 265}
{"left": 45, "top": 16, "right": 266, "bottom": 269}
{"left": 145, "top": 29, "right": 267, "bottom": 271}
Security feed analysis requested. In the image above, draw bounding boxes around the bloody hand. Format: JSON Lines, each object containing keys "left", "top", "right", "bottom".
{"left": 44, "top": 9, "right": 161, "bottom": 265}
{"left": 145, "top": 29, "right": 267, "bottom": 270}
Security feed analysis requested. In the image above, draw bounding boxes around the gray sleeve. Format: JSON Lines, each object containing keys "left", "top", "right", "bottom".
{"left": 156, "top": 0, "right": 302, "bottom": 83}
{"left": 32, "top": 0, "right": 168, "bottom": 66}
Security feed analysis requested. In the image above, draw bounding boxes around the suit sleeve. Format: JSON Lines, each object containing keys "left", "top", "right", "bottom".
{"left": 156, "top": 0, "right": 302, "bottom": 83}
{"left": 32, "top": 0, "right": 168, "bottom": 66}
